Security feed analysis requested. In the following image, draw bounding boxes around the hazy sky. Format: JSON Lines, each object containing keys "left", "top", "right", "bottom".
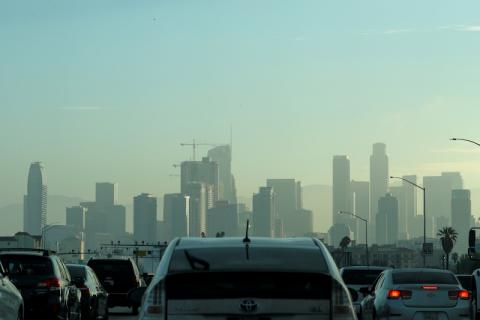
{"left": 2, "top": 0, "right": 480, "bottom": 208}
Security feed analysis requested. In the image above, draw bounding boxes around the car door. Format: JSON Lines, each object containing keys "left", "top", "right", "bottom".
{"left": 89, "top": 268, "right": 108, "bottom": 318}
{"left": 0, "top": 263, "right": 21, "bottom": 320}
{"left": 362, "top": 272, "right": 385, "bottom": 320}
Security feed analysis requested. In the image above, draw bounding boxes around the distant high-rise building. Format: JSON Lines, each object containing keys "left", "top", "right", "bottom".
{"left": 164, "top": 193, "right": 189, "bottom": 240}
{"left": 24, "top": 162, "right": 47, "bottom": 235}
{"left": 83, "top": 183, "right": 126, "bottom": 250}
{"left": 296, "top": 181, "right": 303, "bottom": 210}
{"left": 66, "top": 206, "right": 85, "bottom": 231}
{"left": 351, "top": 180, "right": 370, "bottom": 244}
{"left": 332, "top": 156, "right": 355, "bottom": 239}
{"left": 207, "top": 145, "right": 237, "bottom": 204}
{"left": 181, "top": 157, "right": 219, "bottom": 203}
{"left": 266, "top": 179, "right": 299, "bottom": 236}
{"left": 207, "top": 201, "right": 239, "bottom": 237}
{"left": 376, "top": 193, "right": 398, "bottom": 245}
{"left": 96, "top": 182, "right": 117, "bottom": 207}
{"left": 252, "top": 187, "right": 275, "bottom": 237}
{"left": 423, "top": 172, "right": 463, "bottom": 236}
{"left": 184, "top": 182, "right": 207, "bottom": 237}
{"left": 389, "top": 185, "right": 406, "bottom": 240}
{"left": 452, "top": 189, "right": 471, "bottom": 250}
{"left": 134, "top": 193, "right": 157, "bottom": 243}
{"left": 370, "top": 143, "right": 389, "bottom": 243}
{"left": 402, "top": 175, "right": 418, "bottom": 239}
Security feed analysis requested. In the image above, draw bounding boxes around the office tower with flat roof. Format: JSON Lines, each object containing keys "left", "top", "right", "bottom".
{"left": 181, "top": 157, "right": 219, "bottom": 203}
{"left": 184, "top": 182, "right": 207, "bottom": 237}
{"left": 423, "top": 172, "right": 463, "bottom": 236}
{"left": 370, "top": 143, "right": 389, "bottom": 242}
{"left": 351, "top": 180, "right": 370, "bottom": 244}
{"left": 402, "top": 175, "right": 418, "bottom": 239}
{"left": 134, "top": 193, "right": 157, "bottom": 243}
{"left": 253, "top": 187, "right": 275, "bottom": 237}
{"left": 164, "top": 193, "right": 189, "bottom": 240}
{"left": 452, "top": 189, "right": 471, "bottom": 250}
{"left": 389, "top": 185, "right": 406, "bottom": 240}
{"left": 96, "top": 182, "right": 117, "bottom": 207}
{"left": 332, "top": 156, "right": 355, "bottom": 240}
{"left": 207, "top": 201, "right": 239, "bottom": 237}
{"left": 207, "top": 145, "right": 237, "bottom": 204}
{"left": 66, "top": 206, "right": 85, "bottom": 231}
{"left": 24, "top": 162, "right": 47, "bottom": 235}
{"left": 266, "top": 178, "right": 299, "bottom": 236}
{"left": 376, "top": 193, "right": 398, "bottom": 245}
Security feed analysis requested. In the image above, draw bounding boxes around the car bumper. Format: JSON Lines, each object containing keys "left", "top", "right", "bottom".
{"left": 379, "top": 303, "right": 472, "bottom": 320}
{"left": 108, "top": 293, "right": 131, "bottom": 307}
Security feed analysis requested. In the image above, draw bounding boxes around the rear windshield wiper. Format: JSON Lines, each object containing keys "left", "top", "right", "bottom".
{"left": 184, "top": 250, "right": 210, "bottom": 271}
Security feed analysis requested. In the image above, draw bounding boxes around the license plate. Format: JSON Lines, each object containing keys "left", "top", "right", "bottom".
{"left": 424, "top": 312, "right": 439, "bottom": 320}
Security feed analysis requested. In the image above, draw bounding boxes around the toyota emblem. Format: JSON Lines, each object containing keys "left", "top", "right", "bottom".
{"left": 240, "top": 299, "right": 258, "bottom": 313}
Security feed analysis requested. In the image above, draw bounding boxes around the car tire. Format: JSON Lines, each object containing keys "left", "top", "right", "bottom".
{"left": 132, "top": 305, "right": 139, "bottom": 315}
{"left": 476, "top": 312, "right": 480, "bottom": 320}
{"left": 17, "top": 308, "right": 23, "bottom": 320}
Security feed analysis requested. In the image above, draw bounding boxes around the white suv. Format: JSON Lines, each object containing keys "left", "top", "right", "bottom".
{"left": 136, "top": 237, "right": 356, "bottom": 320}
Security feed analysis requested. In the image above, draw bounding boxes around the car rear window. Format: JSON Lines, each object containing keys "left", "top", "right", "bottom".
{"left": 0, "top": 255, "right": 53, "bottom": 276}
{"left": 88, "top": 260, "right": 134, "bottom": 278}
{"left": 342, "top": 269, "right": 384, "bottom": 285}
{"left": 168, "top": 247, "right": 328, "bottom": 273}
{"left": 67, "top": 265, "right": 86, "bottom": 279}
{"left": 457, "top": 276, "right": 473, "bottom": 291}
{"left": 393, "top": 272, "right": 458, "bottom": 285}
{"left": 167, "top": 272, "right": 332, "bottom": 299}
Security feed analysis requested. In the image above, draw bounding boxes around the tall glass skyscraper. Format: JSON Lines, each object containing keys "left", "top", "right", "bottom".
{"left": 24, "top": 162, "right": 47, "bottom": 235}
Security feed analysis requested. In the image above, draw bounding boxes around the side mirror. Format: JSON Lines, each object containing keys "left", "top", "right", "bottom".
{"left": 359, "top": 286, "right": 371, "bottom": 295}
{"left": 128, "top": 287, "right": 147, "bottom": 306}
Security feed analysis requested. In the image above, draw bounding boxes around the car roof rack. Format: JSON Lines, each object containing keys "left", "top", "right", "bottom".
{"left": 0, "top": 248, "right": 56, "bottom": 256}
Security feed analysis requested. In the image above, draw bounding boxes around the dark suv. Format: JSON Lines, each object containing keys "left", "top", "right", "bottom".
{"left": 87, "top": 257, "right": 144, "bottom": 314}
{"left": 0, "top": 249, "right": 81, "bottom": 320}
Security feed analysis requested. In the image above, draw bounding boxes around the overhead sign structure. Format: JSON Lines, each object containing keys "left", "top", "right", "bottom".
{"left": 423, "top": 243, "right": 433, "bottom": 255}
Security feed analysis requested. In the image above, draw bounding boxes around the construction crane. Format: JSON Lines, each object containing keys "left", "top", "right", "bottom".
{"left": 180, "top": 139, "right": 228, "bottom": 161}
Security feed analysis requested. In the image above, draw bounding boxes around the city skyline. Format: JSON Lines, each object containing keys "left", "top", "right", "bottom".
{"left": 3, "top": 1, "right": 480, "bottom": 209}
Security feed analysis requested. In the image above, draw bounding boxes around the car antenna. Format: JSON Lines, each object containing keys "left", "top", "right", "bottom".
{"left": 243, "top": 220, "right": 251, "bottom": 243}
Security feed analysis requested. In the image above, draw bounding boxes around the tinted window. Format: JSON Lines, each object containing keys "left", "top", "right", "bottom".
{"left": 342, "top": 269, "right": 385, "bottom": 285}
{"left": 393, "top": 272, "right": 458, "bottom": 285}
{"left": 0, "top": 255, "right": 53, "bottom": 276}
{"left": 169, "top": 247, "right": 328, "bottom": 273}
{"left": 67, "top": 266, "right": 86, "bottom": 279}
{"left": 88, "top": 260, "right": 134, "bottom": 278}
{"left": 167, "top": 272, "right": 332, "bottom": 299}
{"left": 457, "top": 276, "right": 473, "bottom": 291}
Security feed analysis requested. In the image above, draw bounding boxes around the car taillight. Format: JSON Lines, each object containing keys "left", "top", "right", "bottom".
{"left": 38, "top": 278, "right": 61, "bottom": 290}
{"left": 145, "top": 281, "right": 165, "bottom": 316}
{"left": 449, "top": 290, "right": 470, "bottom": 300}
{"left": 387, "top": 290, "right": 412, "bottom": 299}
{"left": 331, "top": 279, "right": 355, "bottom": 319}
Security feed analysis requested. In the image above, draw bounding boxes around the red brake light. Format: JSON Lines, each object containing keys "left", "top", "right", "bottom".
{"left": 459, "top": 290, "right": 470, "bottom": 300}
{"left": 388, "top": 290, "right": 402, "bottom": 299}
{"left": 388, "top": 289, "right": 411, "bottom": 299}
{"left": 38, "top": 278, "right": 61, "bottom": 289}
{"left": 422, "top": 285, "right": 438, "bottom": 290}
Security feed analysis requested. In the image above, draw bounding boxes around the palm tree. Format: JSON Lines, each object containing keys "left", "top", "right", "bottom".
{"left": 437, "top": 227, "right": 458, "bottom": 270}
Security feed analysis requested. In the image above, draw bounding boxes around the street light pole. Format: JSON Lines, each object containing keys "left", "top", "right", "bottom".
{"left": 339, "top": 211, "right": 369, "bottom": 266}
{"left": 390, "top": 176, "right": 426, "bottom": 267}
{"left": 450, "top": 138, "right": 480, "bottom": 147}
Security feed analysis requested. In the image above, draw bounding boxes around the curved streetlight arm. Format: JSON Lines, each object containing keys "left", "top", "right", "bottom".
{"left": 451, "top": 138, "right": 480, "bottom": 148}
{"left": 338, "top": 211, "right": 368, "bottom": 223}
{"left": 390, "top": 176, "right": 425, "bottom": 191}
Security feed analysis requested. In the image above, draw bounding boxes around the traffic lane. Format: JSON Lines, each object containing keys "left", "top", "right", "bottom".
{"left": 109, "top": 307, "right": 139, "bottom": 320}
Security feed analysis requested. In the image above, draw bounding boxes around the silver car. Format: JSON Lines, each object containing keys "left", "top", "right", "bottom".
{"left": 340, "top": 266, "right": 390, "bottom": 316}
{"left": 361, "top": 268, "right": 472, "bottom": 320}
{"left": 137, "top": 237, "right": 357, "bottom": 320}
{"left": 0, "top": 261, "right": 23, "bottom": 320}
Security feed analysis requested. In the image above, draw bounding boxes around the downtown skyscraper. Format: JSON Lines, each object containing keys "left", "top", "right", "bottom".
{"left": 207, "top": 145, "right": 237, "bottom": 204}
{"left": 332, "top": 156, "right": 355, "bottom": 244}
{"left": 370, "top": 143, "right": 389, "bottom": 243}
{"left": 133, "top": 193, "right": 157, "bottom": 243}
{"left": 24, "top": 162, "right": 47, "bottom": 235}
